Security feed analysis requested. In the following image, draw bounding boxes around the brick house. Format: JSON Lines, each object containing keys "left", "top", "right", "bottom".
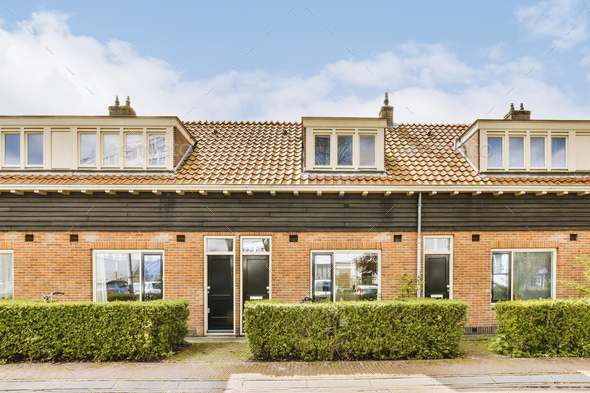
{"left": 0, "top": 96, "right": 589, "bottom": 335}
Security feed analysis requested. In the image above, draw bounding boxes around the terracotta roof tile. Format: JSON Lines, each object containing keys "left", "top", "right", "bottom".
{"left": 0, "top": 121, "right": 589, "bottom": 187}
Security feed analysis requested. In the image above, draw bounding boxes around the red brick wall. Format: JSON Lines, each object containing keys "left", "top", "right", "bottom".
{"left": 461, "top": 130, "right": 479, "bottom": 170}
{"left": 2, "top": 230, "right": 586, "bottom": 335}
{"left": 173, "top": 128, "right": 192, "bottom": 167}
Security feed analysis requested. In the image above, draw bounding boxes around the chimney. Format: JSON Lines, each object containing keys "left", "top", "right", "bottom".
{"left": 108, "top": 95, "right": 137, "bottom": 116}
{"left": 379, "top": 92, "right": 394, "bottom": 127}
{"left": 504, "top": 102, "right": 530, "bottom": 120}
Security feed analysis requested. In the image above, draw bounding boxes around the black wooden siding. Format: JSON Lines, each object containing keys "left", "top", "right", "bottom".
{"left": 0, "top": 192, "right": 588, "bottom": 232}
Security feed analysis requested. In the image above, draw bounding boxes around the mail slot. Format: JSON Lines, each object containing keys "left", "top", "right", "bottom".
{"left": 249, "top": 296, "right": 263, "bottom": 300}
{"left": 430, "top": 294, "right": 443, "bottom": 299}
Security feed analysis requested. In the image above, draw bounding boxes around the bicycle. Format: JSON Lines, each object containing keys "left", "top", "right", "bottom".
{"left": 42, "top": 291, "right": 64, "bottom": 302}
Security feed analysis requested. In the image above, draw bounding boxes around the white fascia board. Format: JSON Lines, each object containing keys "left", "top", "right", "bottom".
{"left": 2, "top": 183, "right": 590, "bottom": 194}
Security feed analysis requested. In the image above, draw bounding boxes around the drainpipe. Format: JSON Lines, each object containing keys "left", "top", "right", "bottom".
{"left": 416, "top": 192, "right": 422, "bottom": 298}
{"left": 173, "top": 142, "right": 197, "bottom": 172}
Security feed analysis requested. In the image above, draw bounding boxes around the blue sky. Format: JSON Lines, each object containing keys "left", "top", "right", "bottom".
{"left": 0, "top": 1, "right": 588, "bottom": 123}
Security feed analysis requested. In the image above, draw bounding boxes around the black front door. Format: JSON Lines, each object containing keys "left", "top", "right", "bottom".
{"left": 243, "top": 255, "right": 269, "bottom": 308}
{"left": 207, "top": 255, "right": 233, "bottom": 332}
{"left": 424, "top": 255, "right": 450, "bottom": 299}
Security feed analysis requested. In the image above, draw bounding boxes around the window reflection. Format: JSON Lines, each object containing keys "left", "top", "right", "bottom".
{"left": 80, "top": 134, "right": 96, "bottom": 166}
{"left": 125, "top": 134, "right": 143, "bottom": 167}
{"left": 95, "top": 252, "right": 163, "bottom": 302}
{"left": 242, "top": 238, "right": 270, "bottom": 253}
{"left": 0, "top": 253, "right": 13, "bottom": 300}
{"left": 334, "top": 252, "right": 378, "bottom": 301}
{"left": 313, "top": 254, "right": 332, "bottom": 302}
{"left": 207, "top": 238, "right": 234, "bottom": 252}
{"left": 551, "top": 138, "right": 566, "bottom": 168}
{"left": 359, "top": 135, "right": 376, "bottom": 166}
{"left": 315, "top": 135, "right": 330, "bottom": 165}
{"left": 337, "top": 135, "right": 353, "bottom": 166}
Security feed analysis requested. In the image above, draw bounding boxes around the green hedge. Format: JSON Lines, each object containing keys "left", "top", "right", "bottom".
{"left": 244, "top": 299, "right": 468, "bottom": 360}
{"left": 0, "top": 299, "right": 189, "bottom": 361}
{"left": 492, "top": 299, "right": 590, "bottom": 357}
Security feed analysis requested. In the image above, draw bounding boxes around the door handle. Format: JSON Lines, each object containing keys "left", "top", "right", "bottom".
{"left": 446, "top": 285, "right": 450, "bottom": 291}
{"left": 266, "top": 286, "right": 270, "bottom": 292}
{"left": 207, "top": 286, "right": 211, "bottom": 293}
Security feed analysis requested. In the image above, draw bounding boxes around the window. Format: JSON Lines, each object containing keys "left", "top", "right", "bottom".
{"left": 425, "top": 237, "right": 450, "bottom": 252}
{"left": 359, "top": 135, "right": 376, "bottom": 166}
{"left": 0, "top": 253, "right": 13, "bottom": 299}
{"left": 487, "top": 137, "right": 503, "bottom": 167}
{"left": 552, "top": 137, "right": 566, "bottom": 168}
{"left": 491, "top": 250, "right": 554, "bottom": 302}
{"left": 311, "top": 251, "right": 380, "bottom": 302}
{"left": 102, "top": 134, "right": 120, "bottom": 166}
{"left": 208, "top": 238, "right": 234, "bottom": 252}
{"left": 125, "top": 134, "right": 143, "bottom": 167}
{"left": 148, "top": 135, "right": 166, "bottom": 166}
{"left": 94, "top": 251, "right": 163, "bottom": 302}
{"left": 242, "top": 238, "right": 270, "bottom": 253}
{"left": 4, "top": 134, "right": 20, "bottom": 166}
{"left": 315, "top": 135, "right": 330, "bottom": 166}
{"left": 26, "top": 134, "right": 43, "bottom": 165}
{"left": 509, "top": 137, "right": 524, "bottom": 168}
{"left": 337, "top": 135, "right": 353, "bottom": 166}
{"left": 80, "top": 134, "right": 97, "bottom": 166}
{"left": 530, "top": 137, "right": 545, "bottom": 168}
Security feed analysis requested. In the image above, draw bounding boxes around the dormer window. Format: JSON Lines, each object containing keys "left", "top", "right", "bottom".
{"left": 304, "top": 117, "right": 385, "bottom": 172}
{"left": 102, "top": 134, "right": 120, "bottom": 166}
{"left": 483, "top": 132, "right": 569, "bottom": 172}
{"left": 26, "top": 133, "right": 44, "bottom": 166}
{"left": 80, "top": 134, "right": 97, "bottom": 166}
{"left": 3, "top": 133, "right": 20, "bottom": 166}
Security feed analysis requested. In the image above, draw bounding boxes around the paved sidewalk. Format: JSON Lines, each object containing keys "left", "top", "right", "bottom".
{"left": 1, "top": 338, "right": 590, "bottom": 391}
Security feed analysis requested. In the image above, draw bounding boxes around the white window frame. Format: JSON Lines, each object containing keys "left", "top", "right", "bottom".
{"left": 204, "top": 236, "right": 236, "bottom": 335}
{"left": 0, "top": 250, "right": 14, "bottom": 300}
{"left": 25, "top": 132, "right": 44, "bottom": 167}
{"left": 147, "top": 133, "right": 167, "bottom": 167}
{"left": 491, "top": 248, "right": 557, "bottom": 303}
{"left": 484, "top": 131, "right": 570, "bottom": 172}
{"left": 92, "top": 249, "right": 165, "bottom": 302}
{"left": 309, "top": 249, "right": 382, "bottom": 302}
{"left": 78, "top": 132, "right": 98, "bottom": 167}
{"left": 309, "top": 128, "right": 383, "bottom": 171}
{"left": 239, "top": 236, "right": 272, "bottom": 335}
{"left": 2, "top": 132, "right": 22, "bottom": 168}
{"left": 550, "top": 136, "right": 568, "bottom": 170}
{"left": 423, "top": 235, "right": 453, "bottom": 299}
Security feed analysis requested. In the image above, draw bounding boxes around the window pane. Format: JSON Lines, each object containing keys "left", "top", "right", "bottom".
{"left": 143, "top": 254, "right": 163, "bottom": 301}
{"left": 334, "top": 252, "right": 379, "bottom": 301}
{"left": 313, "top": 254, "right": 332, "bottom": 302}
{"left": 509, "top": 137, "right": 524, "bottom": 168}
{"left": 359, "top": 135, "right": 376, "bottom": 166}
{"left": 552, "top": 138, "right": 566, "bottom": 168}
{"left": 337, "top": 135, "right": 353, "bottom": 166}
{"left": 4, "top": 134, "right": 20, "bottom": 165}
{"left": 27, "top": 134, "right": 43, "bottom": 165}
{"left": 487, "top": 137, "right": 502, "bottom": 167}
{"left": 315, "top": 135, "right": 330, "bottom": 165}
{"left": 0, "top": 254, "right": 13, "bottom": 300}
{"left": 95, "top": 253, "right": 140, "bottom": 302}
{"left": 103, "top": 134, "right": 120, "bottom": 166}
{"left": 207, "top": 238, "right": 234, "bottom": 252}
{"left": 149, "top": 135, "right": 166, "bottom": 166}
{"left": 530, "top": 137, "right": 545, "bottom": 167}
{"left": 424, "top": 238, "right": 450, "bottom": 252}
{"left": 513, "top": 252, "right": 552, "bottom": 300}
{"left": 492, "top": 253, "right": 510, "bottom": 302}
{"left": 125, "top": 134, "right": 143, "bottom": 167}
{"left": 242, "top": 238, "right": 270, "bottom": 253}
{"left": 80, "top": 134, "right": 96, "bottom": 166}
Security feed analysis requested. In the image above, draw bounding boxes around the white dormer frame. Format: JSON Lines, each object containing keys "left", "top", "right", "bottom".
{"left": 0, "top": 116, "right": 195, "bottom": 172}
{"left": 457, "top": 119, "right": 590, "bottom": 173}
{"left": 302, "top": 117, "right": 386, "bottom": 172}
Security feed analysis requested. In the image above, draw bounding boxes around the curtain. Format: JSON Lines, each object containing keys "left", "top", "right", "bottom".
{"left": 95, "top": 253, "right": 108, "bottom": 302}
{"left": 0, "top": 253, "right": 13, "bottom": 299}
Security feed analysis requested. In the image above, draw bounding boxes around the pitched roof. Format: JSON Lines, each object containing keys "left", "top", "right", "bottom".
{"left": 1, "top": 121, "right": 590, "bottom": 189}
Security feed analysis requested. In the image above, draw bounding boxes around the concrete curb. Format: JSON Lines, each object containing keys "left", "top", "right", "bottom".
{"left": 0, "top": 374, "right": 589, "bottom": 391}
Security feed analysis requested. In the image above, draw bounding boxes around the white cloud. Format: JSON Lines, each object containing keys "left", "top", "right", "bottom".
{"left": 515, "top": 0, "right": 588, "bottom": 50}
{"left": 477, "top": 44, "right": 505, "bottom": 62}
{"left": 0, "top": 11, "right": 587, "bottom": 125}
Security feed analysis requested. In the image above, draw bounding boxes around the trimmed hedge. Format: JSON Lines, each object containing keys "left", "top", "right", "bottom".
{"left": 244, "top": 299, "right": 468, "bottom": 360}
{"left": 492, "top": 299, "right": 590, "bottom": 357}
{"left": 0, "top": 299, "right": 189, "bottom": 361}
